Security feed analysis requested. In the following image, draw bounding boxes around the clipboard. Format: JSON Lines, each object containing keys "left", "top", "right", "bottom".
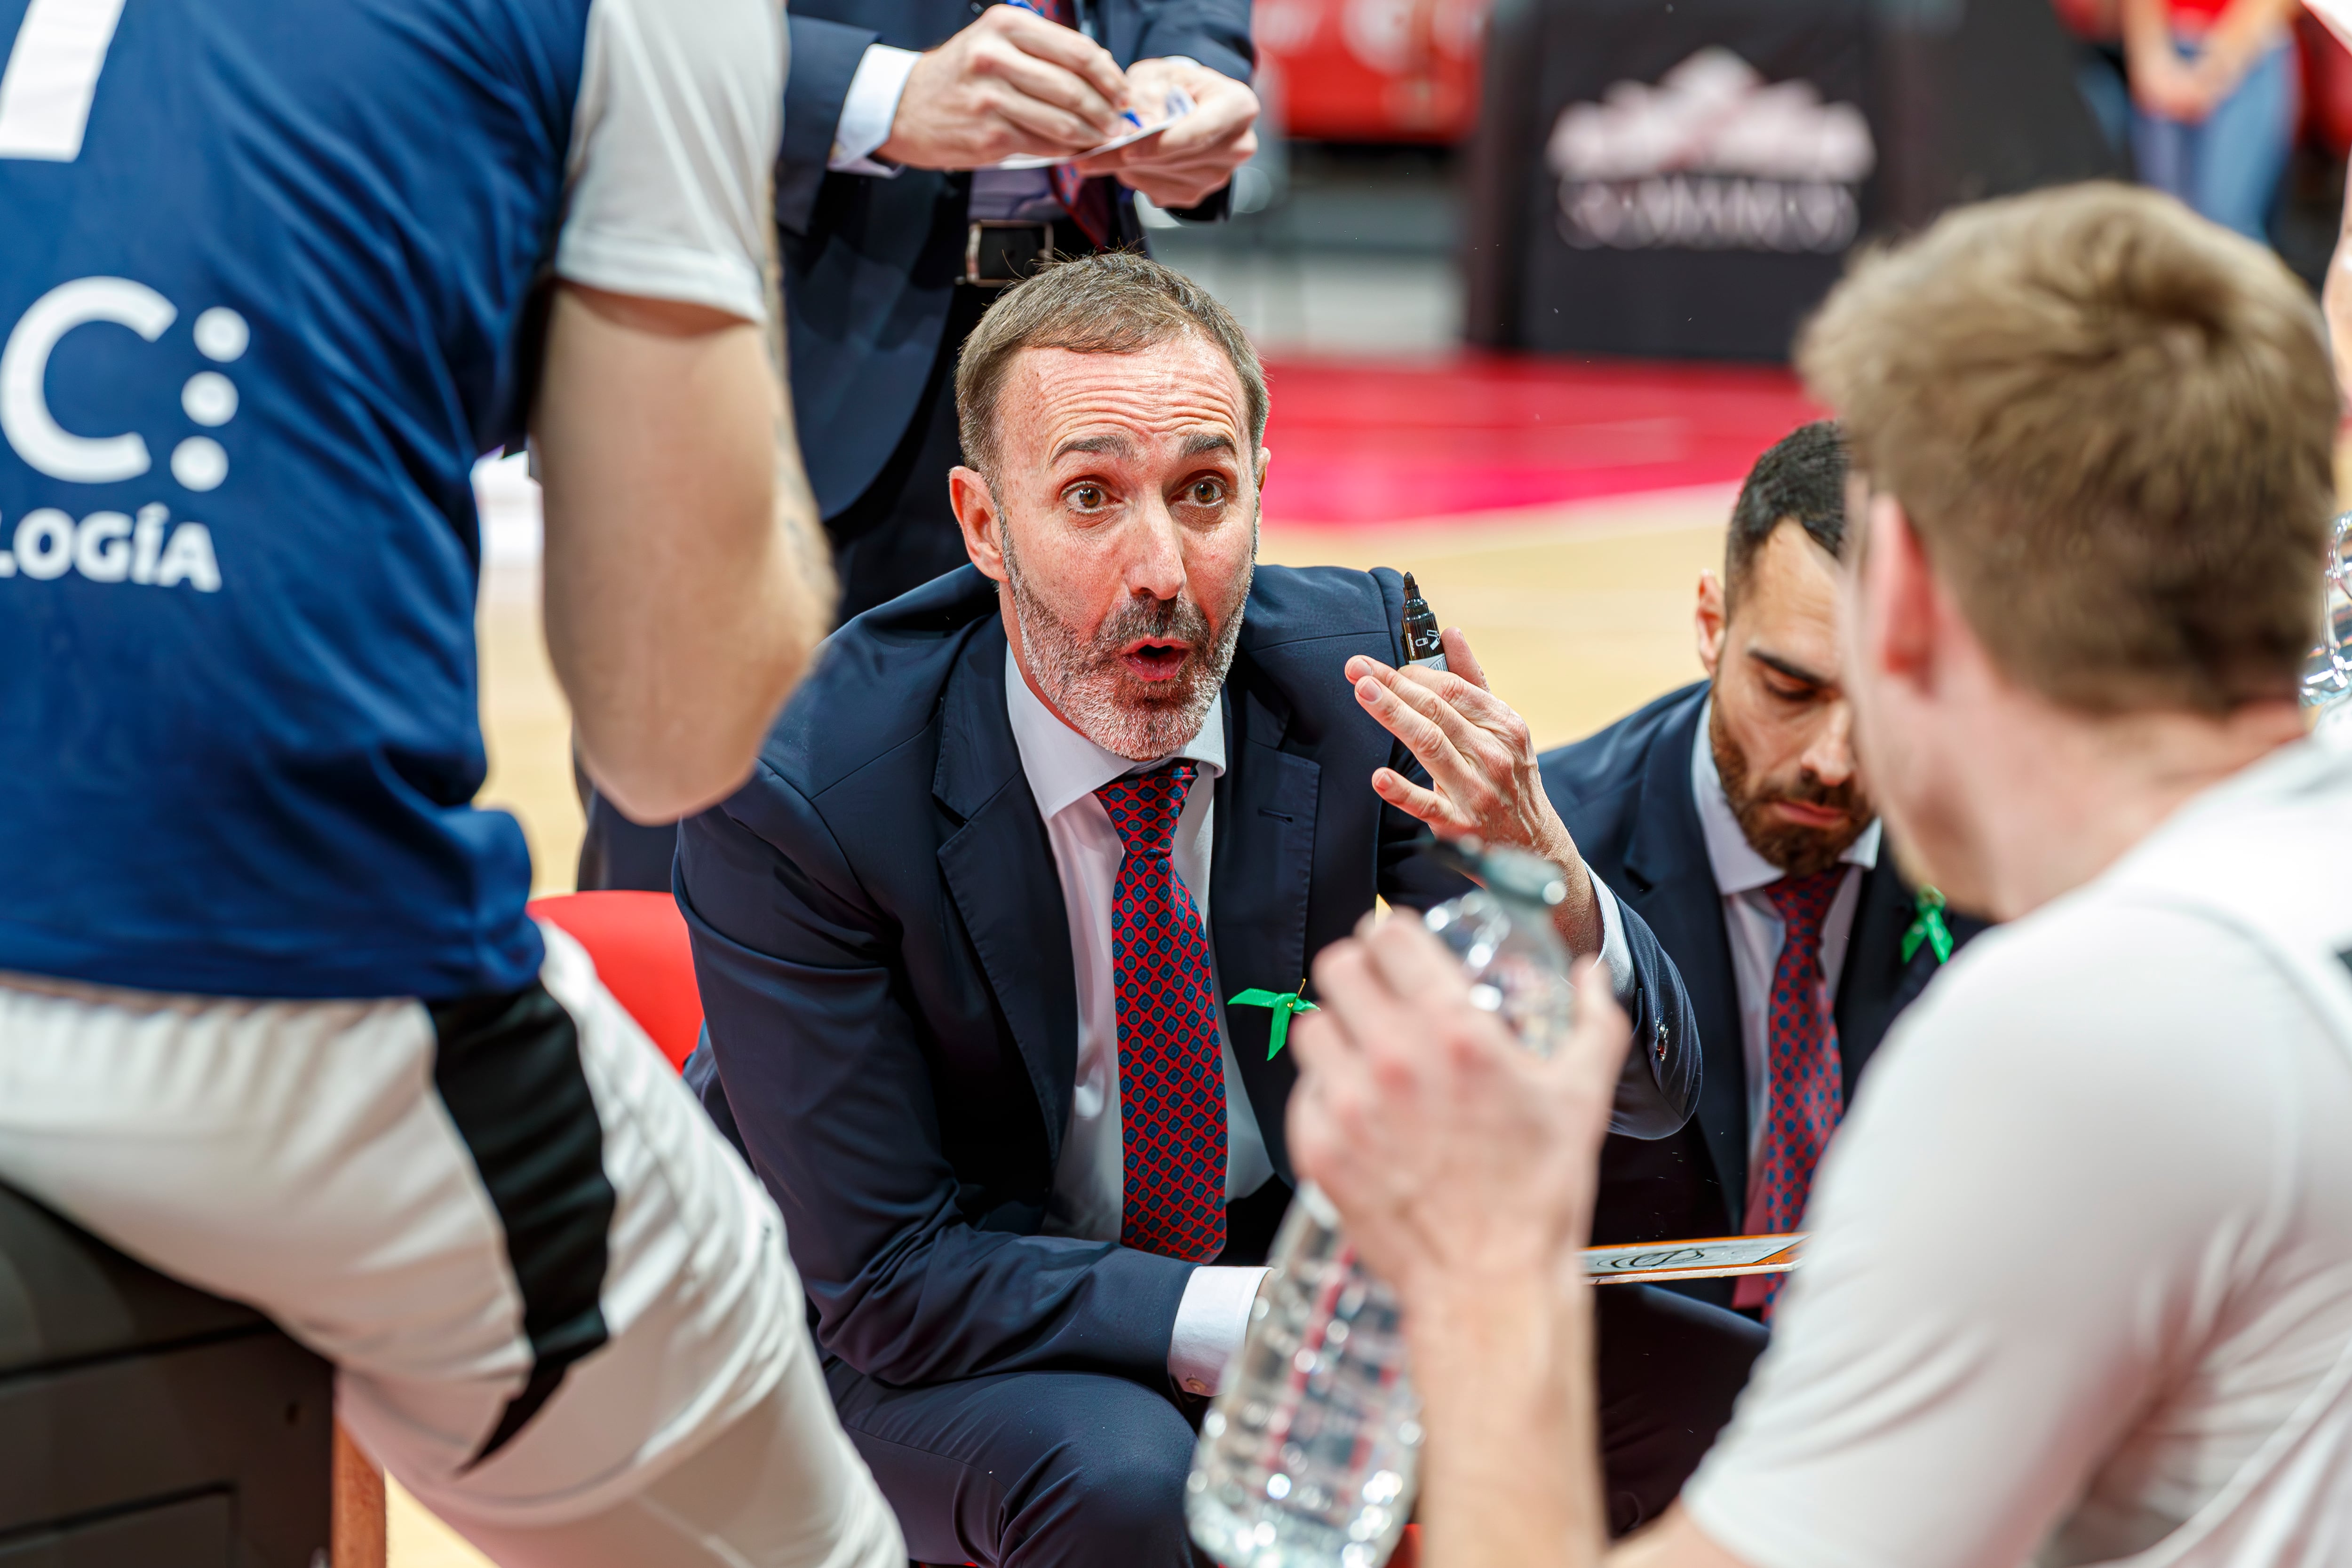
{"left": 1582, "top": 1234, "right": 1804, "bottom": 1285}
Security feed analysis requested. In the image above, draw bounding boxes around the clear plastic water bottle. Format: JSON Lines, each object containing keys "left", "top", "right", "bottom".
{"left": 1185, "top": 844, "right": 1576, "bottom": 1568}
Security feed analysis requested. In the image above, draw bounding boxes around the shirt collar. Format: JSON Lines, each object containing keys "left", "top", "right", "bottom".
{"left": 1690, "top": 694, "right": 1881, "bottom": 896}
{"left": 1004, "top": 641, "right": 1227, "bottom": 822}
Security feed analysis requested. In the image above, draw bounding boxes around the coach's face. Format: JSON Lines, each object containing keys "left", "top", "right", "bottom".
{"left": 1697, "top": 519, "right": 1871, "bottom": 878}
{"left": 951, "top": 333, "right": 1265, "bottom": 760}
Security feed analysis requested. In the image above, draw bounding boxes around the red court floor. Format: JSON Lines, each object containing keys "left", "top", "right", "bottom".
{"left": 1256, "top": 354, "right": 1818, "bottom": 526}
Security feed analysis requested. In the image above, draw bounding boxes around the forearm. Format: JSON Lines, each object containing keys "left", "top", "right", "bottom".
{"left": 537, "top": 284, "right": 833, "bottom": 823}
{"left": 1407, "top": 1270, "right": 1608, "bottom": 1568}
{"left": 2119, "top": 0, "right": 2175, "bottom": 64}
{"left": 815, "top": 1232, "right": 1196, "bottom": 1383}
{"left": 1542, "top": 846, "right": 1606, "bottom": 959}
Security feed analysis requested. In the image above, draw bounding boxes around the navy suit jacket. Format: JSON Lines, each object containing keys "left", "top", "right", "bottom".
{"left": 681, "top": 565, "right": 1701, "bottom": 1390}
{"left": 1539, "top": 682, "right": 1984, "bottom": 1297}
{"left": 779, "top": 0, "right": 1255, "bottom": 517}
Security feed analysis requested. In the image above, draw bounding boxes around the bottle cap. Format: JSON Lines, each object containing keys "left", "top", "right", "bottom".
{"left": 1399, "top": 571, "right": 1445, "bottom": 665}
{"left": 1431, "top": 837, "right": 1567, "bottom": 908}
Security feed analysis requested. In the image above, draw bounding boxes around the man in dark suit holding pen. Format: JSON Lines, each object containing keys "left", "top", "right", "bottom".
{"left": 676, "top": 254, "right": 1736, "bottom": 1563}
{"left": 576, "top": 0, "right": 1262, "bottom": 892}
{"left": 784, "top": 0, "right": 1260, "bottom": 620}
{"left": 1540, "top": 423, "right": 1986, "bottom": 1317}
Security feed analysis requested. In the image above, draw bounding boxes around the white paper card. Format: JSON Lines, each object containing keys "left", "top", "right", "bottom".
{"left": 995, "top": 86, "right": 1195, "bottom": 169}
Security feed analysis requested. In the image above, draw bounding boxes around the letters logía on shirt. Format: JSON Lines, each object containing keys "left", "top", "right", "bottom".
{"left": 0, "top": 278, "right": 239, "bottom": 591}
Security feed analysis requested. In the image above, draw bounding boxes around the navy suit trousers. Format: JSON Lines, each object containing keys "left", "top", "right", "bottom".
{"left": 846, "top": 1281, "right": 1765, "bottom": 1565}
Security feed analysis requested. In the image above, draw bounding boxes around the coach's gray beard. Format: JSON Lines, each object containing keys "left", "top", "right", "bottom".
{"left": 1003, "top": 529, "right": 1251, "bottom": 762}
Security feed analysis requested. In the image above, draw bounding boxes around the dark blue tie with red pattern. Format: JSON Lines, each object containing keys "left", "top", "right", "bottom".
{"left": 1735, "top": 865, "right": 1847, "bottom": 1317}
{"left": 1095, "top": 762, "right": 1229, "bottom": 1260}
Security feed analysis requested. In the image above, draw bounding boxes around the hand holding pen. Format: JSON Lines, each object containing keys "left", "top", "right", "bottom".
{"left": 987, "top": 0, "right": 1262, "bottom": 211}
{"left": 876, "top": 1, "right": 1129, "bottom": 171}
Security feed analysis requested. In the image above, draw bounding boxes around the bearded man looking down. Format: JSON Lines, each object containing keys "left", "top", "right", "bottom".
{"left": 675, "top": 253, "right": 1724, "bottom": 1565}
{"left": 1539, "top": 423, "right": 1986, "bottom": 1321}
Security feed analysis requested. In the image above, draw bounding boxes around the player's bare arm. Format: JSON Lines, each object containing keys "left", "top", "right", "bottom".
{"left": 536, "top": 284, "right": 833, "bottom": 822}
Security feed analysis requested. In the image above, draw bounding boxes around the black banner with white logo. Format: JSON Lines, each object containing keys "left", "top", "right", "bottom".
{"left": 1463, "top": 0, "right": 2122, "bottom": 361}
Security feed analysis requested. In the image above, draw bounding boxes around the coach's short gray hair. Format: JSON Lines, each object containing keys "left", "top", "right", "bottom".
{"left": 954, "top": 251, "right": 1269, "bottom": 478}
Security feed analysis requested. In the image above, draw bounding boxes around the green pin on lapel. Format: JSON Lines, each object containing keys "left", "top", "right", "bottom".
{"left": 1228, "top": 982, "right": 1318, "bottom": 1060}
{"left": 1902, "top": 886, "right": 1955, "bottom": 966}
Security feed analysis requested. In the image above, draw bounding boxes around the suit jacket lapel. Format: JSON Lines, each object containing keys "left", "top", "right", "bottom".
{"left": 933, "top": 619, "right": 1080, "bottom": 1167}
{"left": 1620, "top": 693, "right": 1748, "bottom": 1225}
{"left": 1209, "top": 683, "right": 1319, "bottom": 1181}
{"left": 1838, "top": 859, "right": 1963, "bottom": 1095}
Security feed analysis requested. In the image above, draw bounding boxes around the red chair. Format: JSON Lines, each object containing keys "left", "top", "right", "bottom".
{"left": 528, "top": 890, "right": 704, "bottom": 1070}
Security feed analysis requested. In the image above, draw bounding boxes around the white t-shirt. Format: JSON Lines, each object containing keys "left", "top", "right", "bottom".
{"left": 1685, "top": 732, "right": 2352, "bottom": 1568}
{"left": 555, "top": 0, "right": 782, "bottom": 323}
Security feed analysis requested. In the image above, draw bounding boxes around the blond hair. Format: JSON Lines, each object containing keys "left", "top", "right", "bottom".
{"left": 1799, "top": 182, "right": 2334, "bottom": 714}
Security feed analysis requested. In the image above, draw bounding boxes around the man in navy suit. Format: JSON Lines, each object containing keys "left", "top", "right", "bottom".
{"left": 1540, "top": 424, "right": 1984, "bottom": 1314}
{"left": 678, "top": 255, "right": 1729, "bottom": 1563}
{"left": 785, "top": 0, "right": 1261, "bottom": 619}
{"left": 574, "top": 0, "right": 1262, "bottom": 891}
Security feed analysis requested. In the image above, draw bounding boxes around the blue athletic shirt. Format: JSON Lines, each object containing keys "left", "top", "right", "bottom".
{"left": 0, "top": 0, "right": 782, "bottom": 999}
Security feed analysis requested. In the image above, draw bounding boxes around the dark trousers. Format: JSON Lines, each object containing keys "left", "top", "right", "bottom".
{"left": 825, "top": 217, "right": 1110, "bottom": 624}
{"left": 839, "top": 1278, "right": 1765, "bottom": 1566}
{"left": 821, "top": 280, "right": 992, "bottom": 626}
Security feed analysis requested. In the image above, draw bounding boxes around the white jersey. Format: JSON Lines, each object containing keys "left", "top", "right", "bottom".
{"left": 1685, "top": 729, "right": 2352, "bottom": 1568}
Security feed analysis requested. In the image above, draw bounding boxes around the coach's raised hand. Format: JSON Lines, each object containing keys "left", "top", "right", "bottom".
{"left": 1347, "top": 626, "right": 1606, "bottom": 956}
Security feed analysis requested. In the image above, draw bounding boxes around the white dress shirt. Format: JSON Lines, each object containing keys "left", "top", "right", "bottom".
{"left": 829, "top": 44, "right": 920, "bottom": 175}
{"left": 1688, "top": 699, "right": 1883, "bottom": 1167}
{"left": 1004, "top": 647, "right": 1273, "bottom": 1395}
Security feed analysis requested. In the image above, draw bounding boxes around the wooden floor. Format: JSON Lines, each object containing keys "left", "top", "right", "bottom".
{"left": 400, "top": 482, "right": 1732, "bottom": 1565}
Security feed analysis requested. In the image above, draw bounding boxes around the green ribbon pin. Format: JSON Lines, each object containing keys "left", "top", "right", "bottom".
{"left": 1901, "top": 886, "right": 1955, "bottom": 966}
{"left": 1227, "top": 983, "right": 1318, "bottom": 1060}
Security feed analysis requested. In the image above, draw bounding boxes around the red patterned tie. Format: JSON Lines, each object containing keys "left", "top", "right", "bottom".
{"left": 1734, "top": 866, "right": 1847, "bottom": 1317}
{"left": 1096, "top": 763, "right": 1228, "bottom": 1260}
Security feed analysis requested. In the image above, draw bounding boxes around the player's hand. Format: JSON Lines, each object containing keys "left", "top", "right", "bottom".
{"left": 879, "top": 6, "right": 1130, "bottom": 169}
{"left": 1346, "top": 627, "right": 1605, "bottom": 953}
{"left": 1075, "top": 56, "right": 1259, "bottom": 210}
{"left": 1289, "top": 927, "right": 1630, "bottom": 1305}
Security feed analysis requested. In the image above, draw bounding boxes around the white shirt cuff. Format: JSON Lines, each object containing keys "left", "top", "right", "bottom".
{"left": 829, "top": 43, "right": 919, "bottom": 174}
{"left": 1589, "top": 872, "right": 1638, "bottom": 1007}
{"left": 1170, "top": 1265, "right": 1266, "bottom": 1396}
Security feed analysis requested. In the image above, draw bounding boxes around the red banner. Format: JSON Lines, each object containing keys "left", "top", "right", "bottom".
{"left": 1253, "top": 0, "right": 1488, "bottom": 142}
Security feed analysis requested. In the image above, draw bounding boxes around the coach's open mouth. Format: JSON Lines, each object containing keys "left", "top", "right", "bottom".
{"left": 1120, "top": 639, "right": 1192, "bottom": 681}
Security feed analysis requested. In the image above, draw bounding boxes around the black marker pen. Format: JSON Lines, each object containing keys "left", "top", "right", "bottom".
{"left": 1400, "top": 570, "right": 1448, "bottom": 672}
